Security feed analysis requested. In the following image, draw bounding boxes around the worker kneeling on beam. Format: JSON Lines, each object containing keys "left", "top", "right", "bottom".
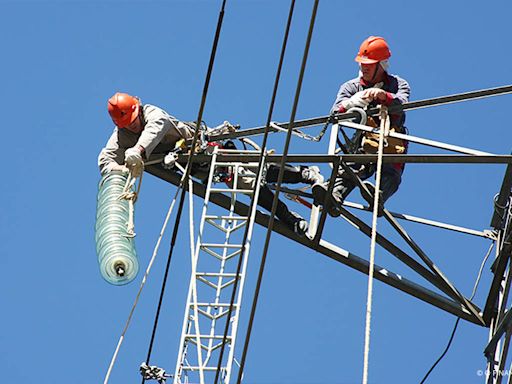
{"left": 313, "top": 36, "right": 410, "bottom": 217}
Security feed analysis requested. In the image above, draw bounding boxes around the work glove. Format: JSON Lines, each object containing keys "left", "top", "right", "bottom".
{"left": 104, "top": 162, "right": 129, "bottom": 174}
{"left": 163, "top": 152, "right": 179, "bottom": 170}
{"left": 340, "top": 91, "right": 370, "bottom": 111}
{"left": 362, "top": 87, "right": 388, "bottom": 103}
{"left": 124, "top": 146, "right": 144, "bottom": 177}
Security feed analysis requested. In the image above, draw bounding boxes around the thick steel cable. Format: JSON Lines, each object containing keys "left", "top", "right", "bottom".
{"left": 212, "top": 1, "right": 297, "bottom": 383}
{"left": 419, "top": 241, "right": 494, "bottom": 383}
{"left": 209, "top": 84, "right": 512, "bottom": 141}
{"left": 141, "top": 1, "right": 227, "bottom": 382}
{"left": 236, "top": 1, "right": 320, "bottom": 382}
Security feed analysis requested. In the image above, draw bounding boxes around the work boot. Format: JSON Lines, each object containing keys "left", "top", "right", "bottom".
{"left": 282, "top": 211, "right": 308, "bottom": 236}
{"left": 362, "top": 181, "right": 385, "bottom": 217}
{"left": 312, "top": 182, "right": 343, "bottom": 217}
{"left": 301, "top": 166, "right": 324, "bottom": 186}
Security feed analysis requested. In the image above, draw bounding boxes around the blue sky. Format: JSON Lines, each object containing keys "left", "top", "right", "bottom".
{"left": 2, "top": 0, "right": 512, "bottom": 383}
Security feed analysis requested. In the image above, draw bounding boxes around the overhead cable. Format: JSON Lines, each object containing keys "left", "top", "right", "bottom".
{"left": 141, "top": 1, "right": 228, "bottom": 382}
{"left": 236, "top": 1, "right": 320, "bottom": 382}
{"left": 209, "top": 84, "right": 512, "bottom": 141}
{"left": 213, "top": 1, "right": 298, "bottom": 383}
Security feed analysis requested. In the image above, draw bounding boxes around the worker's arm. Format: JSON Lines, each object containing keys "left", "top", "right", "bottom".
{"left": 330, "top": 79, "right": 361, "bottom": 114}
{"left": 135, "top": 105, "right": 181, "bottom": 159}
{"left": 98, "top": 128, "right": 128, "bottom": 175}
{"left": 383, "top": 75, "right": 410, "bottom": 107}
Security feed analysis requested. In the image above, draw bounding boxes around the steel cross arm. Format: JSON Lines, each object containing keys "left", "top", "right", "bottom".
{"left": 165, "top": 153, "right": 512, "bottom": 165}
{"left": 341, "top": 121, "right": 492, "bottom": 156}
{"left": 382, "top": 208, "right": 485, "bottom": 325}
{"left": 335, "top": 205, "right": 467, "bottom": 303}
{"left": 485, "top": 309, "right": 512, "bottom": 358}
{"left": 334, "top": 158, "right": 484, "bottom": 323}
{"left": 206, "top": 85, "right": 512, "bottom": 142}
{"left": 483, "top": 241, "right": 512, "bottom": 325}
{"left": 145, "top": 164, "right": 484, "bottom": 326}
{"left": 491, "top": 154, "right": 512, "bottom": 229}
{"left": 274, "top": 186, "right": 493, "bottom": 239}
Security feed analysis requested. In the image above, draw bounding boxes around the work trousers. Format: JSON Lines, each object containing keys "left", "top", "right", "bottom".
{"left": 258, "top": 164, "right": 304, "bottom": 225}
{"left": 332, "top": 163, "right": 403, "bottom": 204}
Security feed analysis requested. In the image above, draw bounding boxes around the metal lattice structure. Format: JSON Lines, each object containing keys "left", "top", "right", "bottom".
{"left": 173, "top": 147, "right": 264, "bottom": 383}
{"left": 142, "top": 84, "right": 512, "bottom": 383}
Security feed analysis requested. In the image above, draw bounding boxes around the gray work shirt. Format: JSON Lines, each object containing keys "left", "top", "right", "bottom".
{"left": 98, "top": 104, "right": 195, "bottom": 174}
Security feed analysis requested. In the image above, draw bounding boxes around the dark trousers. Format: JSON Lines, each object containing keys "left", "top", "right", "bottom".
{"left": 332, "top": 163, "right": 403, "bottom": 204}
{"left": 257, "top": 164, "right": 303, "bottom": 225}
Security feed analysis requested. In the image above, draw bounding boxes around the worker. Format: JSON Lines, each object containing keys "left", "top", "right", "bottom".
{"left": 313, "top": 36, "right": 410, "bottom": 216}
{"left": 99, "top": 92, "right": 323, "bottom": 236}
{"left": 165, "top": 140, "right": 325, "bottom": 236}
{"left": 240, "top": 161, "right": 324, "bottom": 236}
{"left": 98, "top": 92, "right": 196, "bottom": 177}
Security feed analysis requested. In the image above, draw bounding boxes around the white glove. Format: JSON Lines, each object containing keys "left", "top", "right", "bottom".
{"left": 163, "top": 152, "right": 179, "bottom": 170}
{"left": 341, "top": 90, "right": 370, "bottom": 110}
{"left": 124, "top": 147, "right": 144, "bottom": 177}
{"left": 104, "top": 162, "right": 129, "bottom": 174}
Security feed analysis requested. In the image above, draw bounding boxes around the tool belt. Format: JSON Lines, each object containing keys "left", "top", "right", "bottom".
{"left": 361, "top": 117, "right": 407, "bottom": 155}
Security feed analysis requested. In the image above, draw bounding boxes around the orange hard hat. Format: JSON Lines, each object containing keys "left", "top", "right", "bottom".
{"left": 355, "top": 36, "right": 391, "bottom": 64}
{"left": 107, "top": 92, "right": 140, "bottom": 128}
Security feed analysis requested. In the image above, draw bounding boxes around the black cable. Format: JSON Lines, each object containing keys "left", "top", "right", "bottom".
{"left": 141, "top": 1, "right": 227, "bottom": 382}
{"left": 236, "top": 1, "right": 319, "bottom": 382}
{"left": 419, "top": 318, "right": 460, "bottom": 384}
{"left": 419, "top": 242, "right": 494, "bottom": 383}
{"left": 212, "top": 1, "right": 297, "bottom": 383}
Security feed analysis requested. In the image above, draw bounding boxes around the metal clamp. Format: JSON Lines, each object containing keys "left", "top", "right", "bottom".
{"left": 140, "top": 362, "right": 172, "bottom": 384}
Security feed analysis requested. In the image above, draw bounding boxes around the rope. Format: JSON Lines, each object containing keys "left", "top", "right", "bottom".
{"left": 419, "top": 241, "right": 495, "bottom": 383}
{"left": 118, "top": 170, "right": 142, "bottom": 237}
{"left": 213, "top": 1, "right": 298, "bottom": 382}
{"left": 142, "top": 1, "right": 228, "bottom": 381}
{"left": 236, "top": 1, "right": 319, "bottom": 382}
{"left": 362, "top": 105, "right": 389, "bottom": 384}
{"left": 102, "top": 168, "right": 187, "bottom": 384}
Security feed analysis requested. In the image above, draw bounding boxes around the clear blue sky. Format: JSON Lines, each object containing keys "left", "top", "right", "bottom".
{"left": 2, "top": 1, "right": 512, "bottom": 383}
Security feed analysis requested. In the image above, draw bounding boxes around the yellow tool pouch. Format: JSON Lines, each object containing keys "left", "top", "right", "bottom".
{"left": 361, "top": 117, "right": 406, "bottom": 154}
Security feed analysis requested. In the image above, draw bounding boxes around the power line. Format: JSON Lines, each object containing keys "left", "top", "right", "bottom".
{"left": 236, "top": 1, "right": 320, "bottom": 382}
{"left": 212, "top": 1, "right": 297, "bottom": 383}
{"left": 141, "top": 1, "right": 228, "bottom": 382}
{"left": 208, "top": 84, "right": 512, "bottom": 141}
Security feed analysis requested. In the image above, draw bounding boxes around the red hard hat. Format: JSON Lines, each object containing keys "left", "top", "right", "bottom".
{"left": 107, "top": 92, "right": 140, "bottom": 128}
{"left": 355, "top": 36, "right": 391, "bottom": 64}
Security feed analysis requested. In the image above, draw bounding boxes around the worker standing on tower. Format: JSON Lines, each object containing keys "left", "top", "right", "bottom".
{"left": 313, "top": 36, "right": 410, "bottom": 216}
